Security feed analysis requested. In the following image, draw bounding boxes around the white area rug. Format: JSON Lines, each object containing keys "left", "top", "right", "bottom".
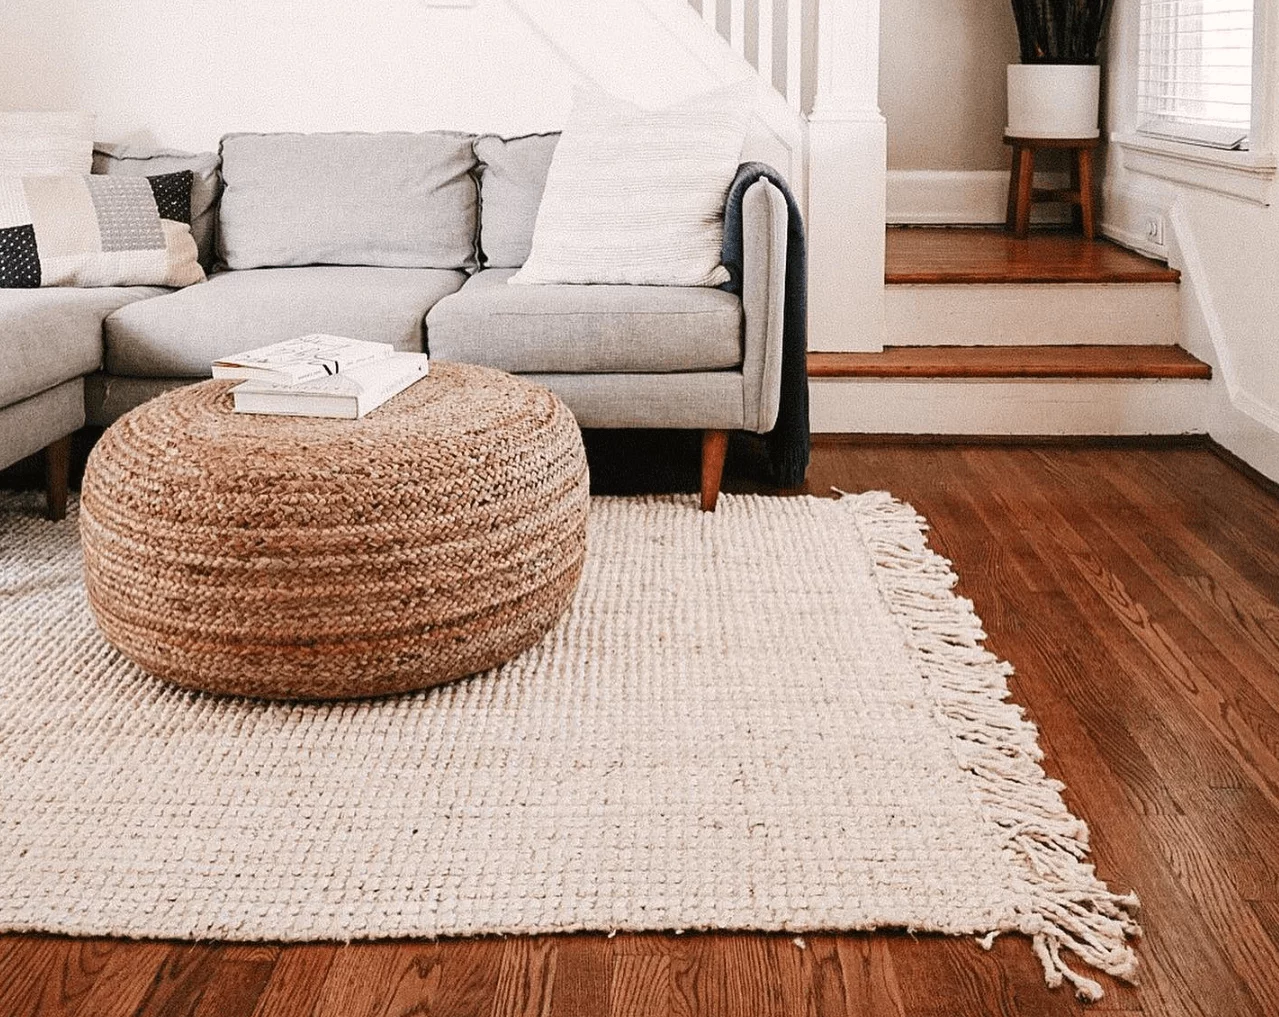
{"left": 0, "top": 492, "right": 1139, "bottom": 1000}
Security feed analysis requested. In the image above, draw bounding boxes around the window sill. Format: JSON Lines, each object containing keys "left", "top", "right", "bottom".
{"left": 1112, "top": 132, "right": 1276, "bottom": 205}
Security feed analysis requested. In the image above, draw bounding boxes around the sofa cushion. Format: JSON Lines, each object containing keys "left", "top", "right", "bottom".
{"left": 510, "top": 86, "right": 748, "bottom": 288}
{"left": 0, "top": 286, "right": 165, "bottom": 407}
{"left": 473, "top": 133, "right": 559, "bottom": 269}
{"left": 105, "top": 266, "right": 466, "bottom": 377}
{"left": 218, "top": 132, "right": 479, "bottom": 271}
{"left": 0, "top": 111, "right": 94, "bottom": 175}
{"left": 94, "top": 143, "right": 222, "bottom": 271}
{"left": 425, "top": 268, "right": 742, "bottom": 374}
{"left": 0, "top": 172, "right": 204, "bottom": 289}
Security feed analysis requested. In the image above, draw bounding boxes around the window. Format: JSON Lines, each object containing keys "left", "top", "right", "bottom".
{"left": 1138, "top": 0, "right": 1256, "bottom": 149}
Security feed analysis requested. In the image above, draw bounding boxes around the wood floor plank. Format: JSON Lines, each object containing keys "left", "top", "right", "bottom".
{"left": 69, "top": 942, "right": 173, "bottom": 1017}
{"left": 307, "top": 943, "right": 405, "bottom": 1017}
{"left": 129, "top": 944, "right": 223, "bottom": 1017}
{"left": 548, "top": 936, "right": 609, "bottom": 1017}
{"left": 191, "top": 947, "right": 278, "bottom": 1017}
{"left": 248, "top": 944, "right": 336, "bottom": 1017}
{"left": 490, "top": 938, "right": 556, "bottom": 1017}
{"left": 610, "top": 953, "right": 668, "bottom": 1017}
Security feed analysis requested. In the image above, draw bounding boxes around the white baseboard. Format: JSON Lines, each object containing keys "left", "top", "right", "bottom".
{"left": 808, "top": 377, "right": 1206, "bottom": 435}
{"left": 887, "top": 169, "right": 1071, "bottom": 225}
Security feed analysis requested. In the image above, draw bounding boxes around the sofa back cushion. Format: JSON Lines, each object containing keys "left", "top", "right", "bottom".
{"left": 217, "top": 132, "right": 479, "bottom": 272}
{"left": 473, "top": 133, "right": 559, "bottom": 269}
{"left": 93, "top": 143, "right": 222, "bottom": 271}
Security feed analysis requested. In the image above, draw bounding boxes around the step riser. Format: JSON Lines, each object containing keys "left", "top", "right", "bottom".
{"left": 809, "top": 378, "right": 1204, "bottom": 435}
{"left": 887, "top": 283, "right": 1182, "bottom": 346}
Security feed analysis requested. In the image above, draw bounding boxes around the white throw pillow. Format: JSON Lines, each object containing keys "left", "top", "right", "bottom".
{"left": 0, "top": 111, "right": 95, "bottom": 175}
{"left": 510, "top": 86, "right": 749, "bottom": 288}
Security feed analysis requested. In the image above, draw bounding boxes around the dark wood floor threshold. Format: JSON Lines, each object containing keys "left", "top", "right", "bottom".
{"left": 885, "top": 227, "right": 1181, "bottom": 285}
{"left": 807, "top": 345, "right": 1212, "bottom": 380}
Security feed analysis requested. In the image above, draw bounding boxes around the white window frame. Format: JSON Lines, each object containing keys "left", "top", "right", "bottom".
{"left": 1115, "top": 0, "right": 1276, "bottom": 203}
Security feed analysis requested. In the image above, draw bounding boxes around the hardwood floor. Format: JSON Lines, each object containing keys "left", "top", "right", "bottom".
{"left": 3, "top": 440, "right": 1279, "bottom": 1017}
{"left": 885, "top": 227, "right": 1181, "bottom": 285}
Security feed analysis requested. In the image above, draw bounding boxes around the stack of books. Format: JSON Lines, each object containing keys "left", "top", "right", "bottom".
{"left": 213, "top": 335, "right": 429, "bottom": 418}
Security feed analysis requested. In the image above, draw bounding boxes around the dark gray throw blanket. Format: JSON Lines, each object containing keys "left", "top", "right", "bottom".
{"left": 720, "top": 162, "right": 809, "bottom": 488}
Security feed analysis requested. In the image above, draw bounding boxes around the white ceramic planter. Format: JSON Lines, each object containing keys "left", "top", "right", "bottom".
{"left": 1006, "top": 64, "right": 1101, "bottom": 139}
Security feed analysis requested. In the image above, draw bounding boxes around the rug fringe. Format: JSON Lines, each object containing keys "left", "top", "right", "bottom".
{"left": 841, "top": 490, "right": 1142, "bottom": 1003}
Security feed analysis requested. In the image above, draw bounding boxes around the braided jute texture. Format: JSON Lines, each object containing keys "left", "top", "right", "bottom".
{"left": 78, "top": 362, "right": 589, "bottom": 699}
{"left": 0, "top": 492, "right": 1140, "bottom": 1000}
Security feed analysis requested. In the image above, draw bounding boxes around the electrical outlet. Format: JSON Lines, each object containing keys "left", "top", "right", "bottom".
{"left": 1144, "top": 214, "right": 1166, "bottom": 248}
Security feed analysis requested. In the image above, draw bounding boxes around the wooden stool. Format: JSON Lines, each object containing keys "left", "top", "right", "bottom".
{"left": 1004, "top": 135, "right": 1098, "bottom": 239}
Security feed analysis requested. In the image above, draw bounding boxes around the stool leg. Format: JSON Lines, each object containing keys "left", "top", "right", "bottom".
{"left": 1006, "top": 146, "right": 1023, "bottom": 232}
{"left": 1014, "top": 146, "right": 1035, "bottom": 238}
{"left": 1077, "top": 148, "right": 1096, "bottom": 240}
{"left": 1070, "top": 154, "right": 1084, "bottom": 232}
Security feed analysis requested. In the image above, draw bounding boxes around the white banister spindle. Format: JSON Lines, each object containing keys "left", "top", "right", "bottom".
{"left": 702, "top": 0, "right": 717, "bottom": 30}
{"left": 730, "top": 0, "right": 745, "bottom": 55}
{"left": 786, "top": 0, "right": 802, "bottom": 111}
{"left": 757, "top": 0, "right": 774, "bottom": 89}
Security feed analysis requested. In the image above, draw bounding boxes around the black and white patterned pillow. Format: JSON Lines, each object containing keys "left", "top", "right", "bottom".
{"left": 0, "top": 170, "right": 203, "bottom": 289}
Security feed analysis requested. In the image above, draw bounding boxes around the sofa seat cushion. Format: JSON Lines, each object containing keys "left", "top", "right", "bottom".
{"left": 0, "top": 286, "right": 165, "bottom": 407}
{"left": 425, "top": 269, "right": 742, "bottom": 374}
{"left": 104, "top": 266, "right": 466, "bottom": 377}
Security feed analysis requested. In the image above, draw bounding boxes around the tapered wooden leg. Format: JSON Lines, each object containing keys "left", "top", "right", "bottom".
{"left": 1005, "top": 145, "right": 1023, "bottom": 231}
{"left": 44, "top": 434, "right": 71, "bottom": 522}
{"left": 1014, "top": 146, "right": 1036, "bottom": 238}
{"left": 1077, "top": 147, "right": 1096, "bottom": 240}
{"left": 700, "top": 429, "right": 729, "bottom": 512}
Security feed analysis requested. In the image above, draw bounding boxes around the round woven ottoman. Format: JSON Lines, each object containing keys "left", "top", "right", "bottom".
{"left": 80, "top": 361, "right": 590, "bottom": 700}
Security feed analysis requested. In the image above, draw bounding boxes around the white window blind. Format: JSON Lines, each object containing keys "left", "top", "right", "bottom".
{"left": 1138, "top": 0, "right": 1255, "bottom": 149}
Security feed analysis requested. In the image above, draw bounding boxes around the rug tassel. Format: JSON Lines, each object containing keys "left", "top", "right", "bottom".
{"left": 838, "top": 491, "right": 1141, "bottom": 1002}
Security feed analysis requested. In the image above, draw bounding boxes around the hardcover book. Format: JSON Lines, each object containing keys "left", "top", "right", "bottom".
{"left": 213, "top": 334, "right": 393, "bottom": 386}
{"left": 231, "top": 352, "right": 430, "bottom": 419}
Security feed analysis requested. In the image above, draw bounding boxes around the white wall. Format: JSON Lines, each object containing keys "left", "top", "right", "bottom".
{"left": 0, "top": 0, "right": 589, "bottom": 150}
{"left": 879, "top": 0, "right": 1018, "bottom": 171}
{"left": 878, "top": 0, "right": 1033, "bottom": 224}
{"left": 1101, "top": 0, "right": 1279, "bottom": 481}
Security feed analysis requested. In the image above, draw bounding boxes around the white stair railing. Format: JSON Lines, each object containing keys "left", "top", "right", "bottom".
{"left": 694, "top": 0, "right": 806, "bottom": 113}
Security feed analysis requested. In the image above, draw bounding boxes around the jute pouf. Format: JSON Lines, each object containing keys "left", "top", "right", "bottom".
{"left": 79, "top": 361, "right": 590, "bottom": 700}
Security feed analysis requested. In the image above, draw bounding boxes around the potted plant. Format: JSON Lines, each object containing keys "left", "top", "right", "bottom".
{"left": 1007, "top": 0, "right": 1113, "bottom": 138}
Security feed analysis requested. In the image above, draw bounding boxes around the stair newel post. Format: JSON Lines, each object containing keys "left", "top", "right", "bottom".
{"left": 807, "top": 0, "right": 887, "bottom": 353}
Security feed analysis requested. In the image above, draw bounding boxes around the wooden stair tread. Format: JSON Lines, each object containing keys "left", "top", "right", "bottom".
{"left": 808, "top": 345, "right": 1212, "bottom": 380}
{"left": 886, "top": 227, "right": 1181, "bottom": 285}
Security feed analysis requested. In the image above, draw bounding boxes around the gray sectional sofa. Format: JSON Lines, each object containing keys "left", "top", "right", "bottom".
{"left": 1, "top": 130, "right": 788, "bottom": 518}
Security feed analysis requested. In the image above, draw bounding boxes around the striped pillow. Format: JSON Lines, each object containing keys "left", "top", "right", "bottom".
{"left": 0, "top": 171, "right": 204, "bottom": 289}
{"left": 510, "top": 86, "right": 749, "bottom": 288}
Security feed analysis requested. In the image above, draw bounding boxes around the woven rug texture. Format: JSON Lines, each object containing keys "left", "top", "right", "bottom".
{"left": 0, "top": 492, "right": 1139, "bottom": 1000}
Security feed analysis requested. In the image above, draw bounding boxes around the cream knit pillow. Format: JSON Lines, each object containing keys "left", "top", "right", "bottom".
{"left": 0, "top": 111, "right": 94, "bottom": 175}
{"left": 510, "top": 86, "right": 749, "bottom": 288}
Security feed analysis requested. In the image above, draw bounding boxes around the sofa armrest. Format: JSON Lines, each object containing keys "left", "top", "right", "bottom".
{"left": 739, "top": 178, "right": 789, "bottom": 433}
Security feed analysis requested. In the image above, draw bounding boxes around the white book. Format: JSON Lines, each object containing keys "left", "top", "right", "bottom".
{"left": 232, "top": 353, "right": 430, "bottom": 419}
{"left": 213, "top": 334, "right": 394, "bottom": 385}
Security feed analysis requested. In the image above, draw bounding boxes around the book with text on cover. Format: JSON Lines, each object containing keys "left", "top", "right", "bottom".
{"left": 231, "top": 353, "right": 430, "bottom": 419}
{"left": 213, "top": 334, "right": 393, "bottom": 386}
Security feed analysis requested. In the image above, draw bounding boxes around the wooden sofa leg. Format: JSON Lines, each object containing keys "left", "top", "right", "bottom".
{"left": 44, "top": 435, "right": 71, "bottom": 522}
{"left": 700, "top": 429, "right": 729, "bottom": 512}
